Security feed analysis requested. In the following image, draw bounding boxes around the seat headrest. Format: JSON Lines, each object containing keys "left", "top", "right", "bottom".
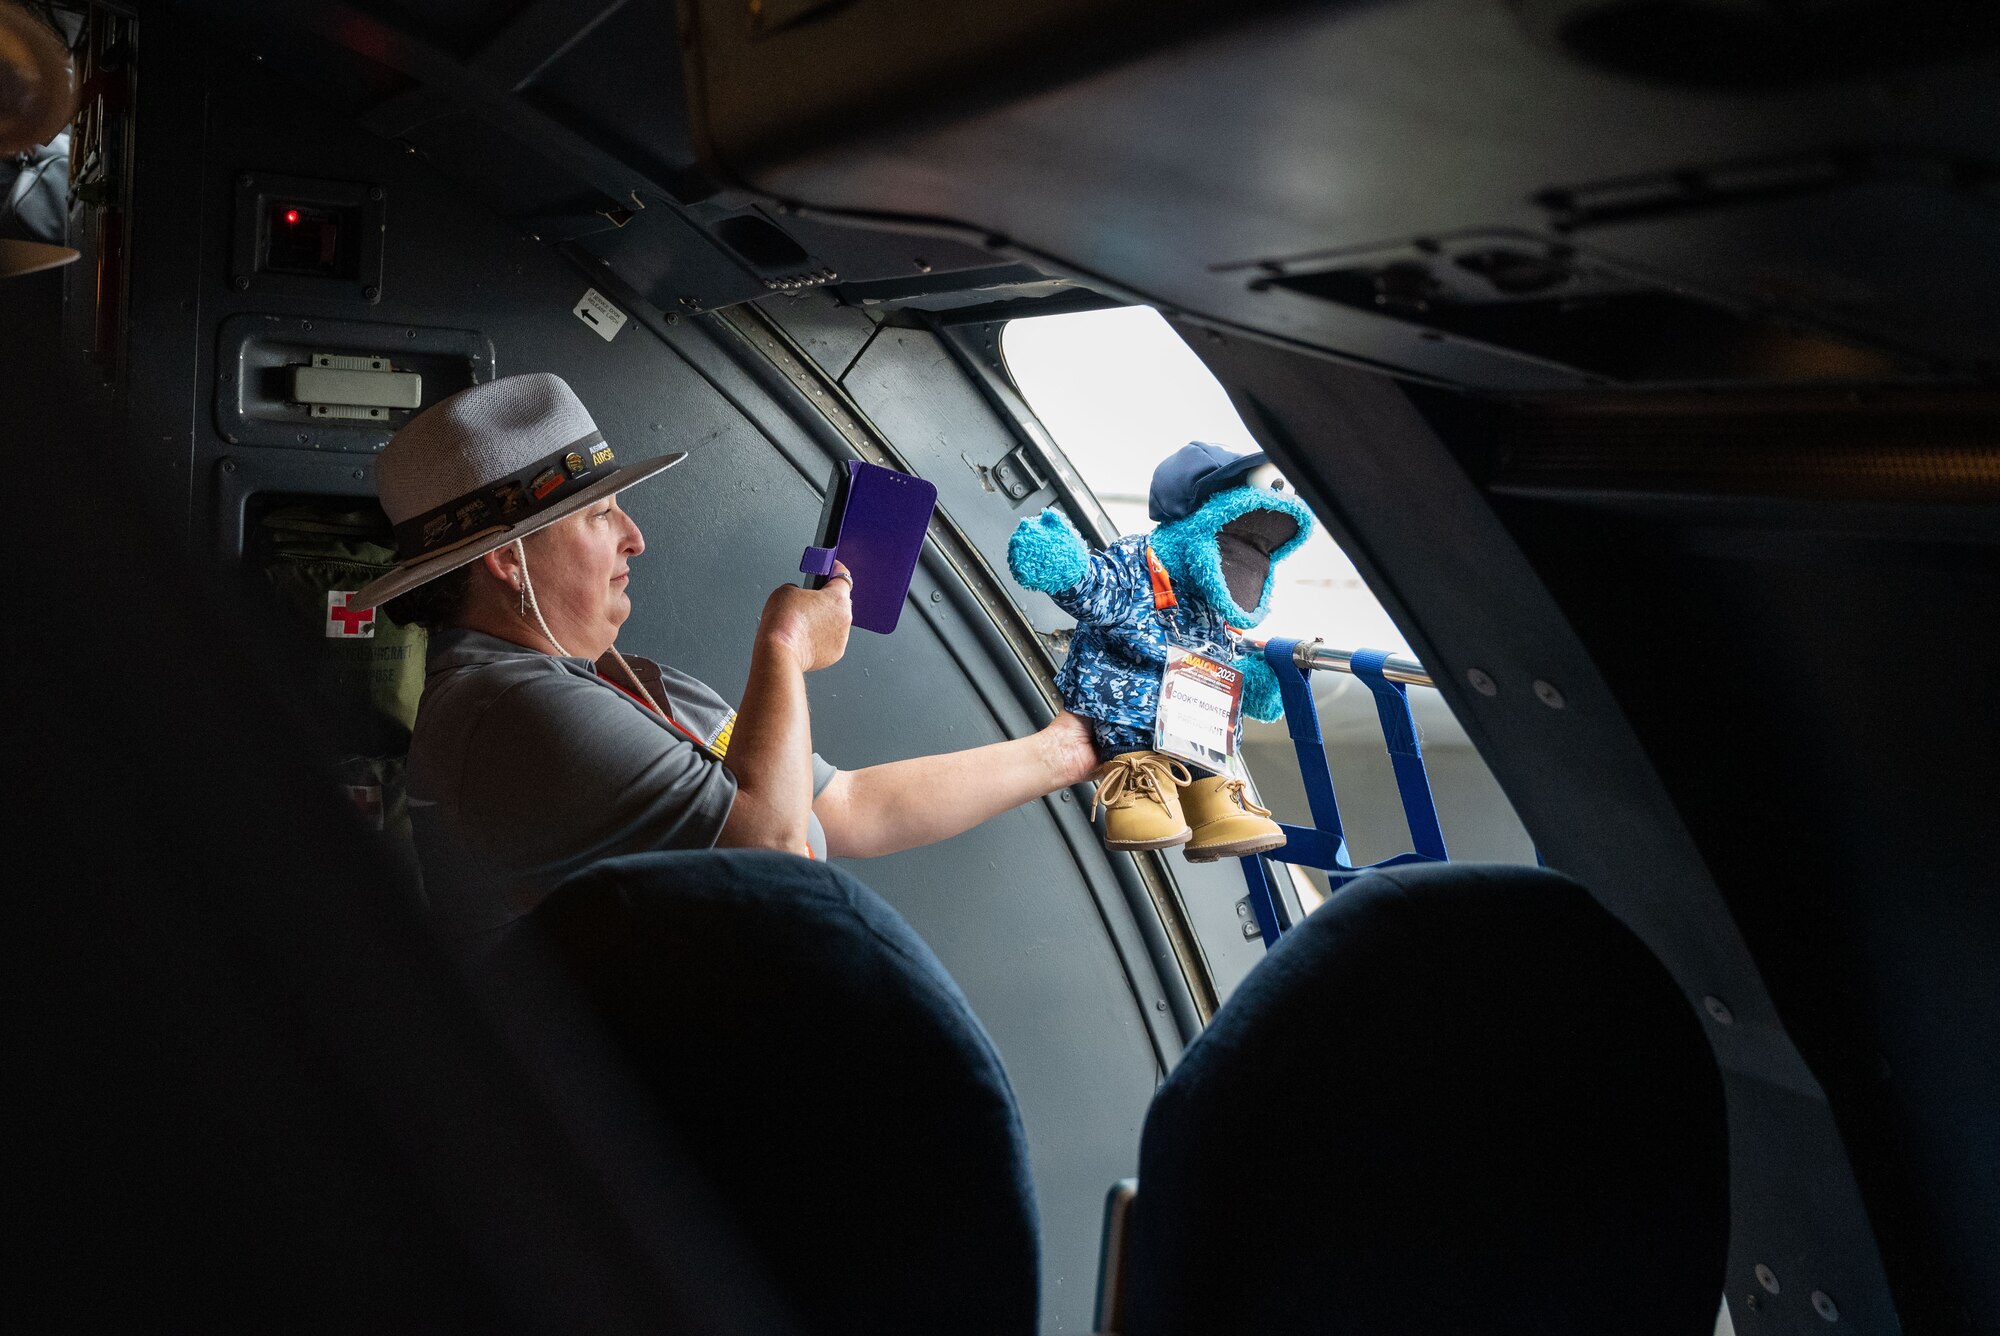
{"left": 487, "top": 848, "right": 1039, "bottom": 1336}
{"left": 1126, "top": 863, "right": 1728, "bottom": 1336}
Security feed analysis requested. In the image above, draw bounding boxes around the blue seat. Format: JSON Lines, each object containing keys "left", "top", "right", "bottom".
{"left": 1122, "top": 863, "right": 1729, "bottom": 1336}
{"left": 486, "top": 849, "right": 1039, "bottom": 1336}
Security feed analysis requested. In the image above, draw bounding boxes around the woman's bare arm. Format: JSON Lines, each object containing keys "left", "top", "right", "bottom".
{"left": 813, "top": 713, "right": 1098, "bottom": 859}
{"left": 716, "top": 571, "right": 852, "bottom": 853}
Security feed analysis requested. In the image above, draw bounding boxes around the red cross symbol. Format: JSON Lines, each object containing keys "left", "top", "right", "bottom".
{"left": 326, "top": 590, "right": 377, "bottom": 638}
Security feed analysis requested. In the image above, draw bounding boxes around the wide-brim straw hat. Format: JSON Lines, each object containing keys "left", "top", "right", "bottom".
{"left": 349, "top": 372, "right": 684, "bottom": 611}
{"left": 0, "top": 237, "right": 78, "bottom": 278}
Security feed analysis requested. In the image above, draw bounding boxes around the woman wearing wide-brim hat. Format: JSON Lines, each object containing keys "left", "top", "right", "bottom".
{"left": 352, "top": 373, "right": 1095, "bottom": 947}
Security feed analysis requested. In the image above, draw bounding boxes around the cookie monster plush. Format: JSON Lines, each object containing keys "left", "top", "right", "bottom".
{"left": 1008, "top": 442, "right": 1315, "bottom": 860}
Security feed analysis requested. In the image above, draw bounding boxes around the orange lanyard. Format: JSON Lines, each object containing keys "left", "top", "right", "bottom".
{"left": 1144, "top": 545, "right": 1178, "bottom": 610}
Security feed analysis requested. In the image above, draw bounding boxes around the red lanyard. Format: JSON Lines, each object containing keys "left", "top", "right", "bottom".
{"left": 603, "top": 674, "right": 710, "bottom": 751}
{"left": 602, "top": 670, "right": 814, "bottom": 861}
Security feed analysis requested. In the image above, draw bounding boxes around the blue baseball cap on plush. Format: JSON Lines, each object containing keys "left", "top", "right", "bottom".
{"left": 1148, "top": 441, "right": 1267, "bottom": 522}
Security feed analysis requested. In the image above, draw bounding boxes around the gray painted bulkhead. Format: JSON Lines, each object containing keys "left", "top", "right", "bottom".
{"left": 115, "top": 28, "right": 1190, "bottom": 1331}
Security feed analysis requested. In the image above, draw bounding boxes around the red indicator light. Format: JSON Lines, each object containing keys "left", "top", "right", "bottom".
{"left": 284, "top": 209, "right": 300, "bottom": 224}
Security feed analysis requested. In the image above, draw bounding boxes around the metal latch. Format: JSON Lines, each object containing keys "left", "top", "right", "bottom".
{"left": 991, "top": 443, "right": 1046, "bottom": 502}
{"left": 288, "top": 352, "right": 423, "bottom": 421}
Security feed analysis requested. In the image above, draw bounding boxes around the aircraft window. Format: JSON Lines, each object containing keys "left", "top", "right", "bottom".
{"left": 1000, "top": 306, "right": 1537, "bottom": 900}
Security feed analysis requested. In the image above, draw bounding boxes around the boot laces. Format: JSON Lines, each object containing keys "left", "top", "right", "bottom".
{"left": 1220, "top": 778, "right": 1273, "bottom": 817}
{"left": 1092, "top": 753, "right": 1193, "bottom": 820}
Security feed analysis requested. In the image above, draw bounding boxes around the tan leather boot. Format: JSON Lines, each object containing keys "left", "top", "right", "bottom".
{"left": 1090, "top": 751, "right": 1194, "bottom": 851}
{"left": 1180, "top": 774, "right": 1288, "bottom": 862}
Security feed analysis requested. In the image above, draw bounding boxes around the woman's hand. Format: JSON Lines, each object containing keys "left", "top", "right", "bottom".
{"left": 758, "top": 562, "right": 853, "bottom": 672}
{"left": 1037, "top": 711, "right": 1101, "bottom": 790}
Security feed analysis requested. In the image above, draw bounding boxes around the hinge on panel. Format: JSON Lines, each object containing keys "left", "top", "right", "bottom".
{"left": 762, "top": 267, "right": 838, "bottom": 293}
{"left": 1235, "top": 897, "right": 1262, "bottom": 939}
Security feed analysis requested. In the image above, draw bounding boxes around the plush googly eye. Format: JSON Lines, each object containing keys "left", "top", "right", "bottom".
{"left": 1247, "top": 462, "right": 1289, "bottom": 493}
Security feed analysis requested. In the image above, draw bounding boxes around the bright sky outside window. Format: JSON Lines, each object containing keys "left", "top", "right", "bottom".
{"left": 1003, "top": 305, "right": 1537, "bottom": 876}
{"left": 1001, "top": 305, "right": 1412, "bottom": 655}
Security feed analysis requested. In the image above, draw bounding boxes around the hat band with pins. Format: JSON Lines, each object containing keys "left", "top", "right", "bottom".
{"left": 391, "top": 430, "right": 617, "bottom": 562}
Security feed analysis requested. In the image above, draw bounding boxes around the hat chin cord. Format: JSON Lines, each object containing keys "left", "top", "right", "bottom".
{"left": 513, "top": 539, "right": 572, "bottom": 658}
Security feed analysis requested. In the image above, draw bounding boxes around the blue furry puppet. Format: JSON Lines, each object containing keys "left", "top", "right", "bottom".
{"left": 1008, "top": 442, "right": 1315, "bottom": 860}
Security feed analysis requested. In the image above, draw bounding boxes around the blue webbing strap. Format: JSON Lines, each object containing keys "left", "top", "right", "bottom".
{"left": 1349, "top": 648, "right": 1449, "bottom": 863}
{"left": 1261, "top": 639, "right": 1351, "bottom": 869}
{"left": 1233, "top": 640, "right": 1451, "bottom": 948}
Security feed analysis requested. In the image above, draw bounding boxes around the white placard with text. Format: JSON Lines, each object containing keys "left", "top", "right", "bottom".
{"left": 1154, "top": 645, "right": 1244, "bottom": 771}
{"left": 573, "top": 287, "right": 628, "bottom": 341}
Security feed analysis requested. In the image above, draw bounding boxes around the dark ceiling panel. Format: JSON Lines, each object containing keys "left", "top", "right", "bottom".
{"left": 348, "top": 0, "right": 540, "bottom": 61}
{"left": 173, "top": 0, "right": 1063, "bottom": 317}
{"left": 680, "top": 0, "right": 2000, "bottom": 391}
{"left": 526, "top": 0, "right": 697, "bottom": 193}
{"left": 678, "top": 0, "right": 1310, "bottom": 179}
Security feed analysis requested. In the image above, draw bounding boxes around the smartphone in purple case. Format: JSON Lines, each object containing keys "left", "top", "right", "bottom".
{"left": 799, "top": 460, "right": 939, "bottom": 634}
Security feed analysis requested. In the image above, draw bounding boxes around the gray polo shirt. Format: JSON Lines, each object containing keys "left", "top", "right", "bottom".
{"left": 407, "top": 628, "right": 836, "bottom": 943}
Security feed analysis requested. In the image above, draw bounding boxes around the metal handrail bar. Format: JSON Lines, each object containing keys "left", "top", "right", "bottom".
{"left": 1287, "top": 639, "right": 1434, "bottom": 689}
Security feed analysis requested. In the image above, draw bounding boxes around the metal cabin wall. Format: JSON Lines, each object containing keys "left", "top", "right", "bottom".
{"left": 122, "top": 27, "right": 1170, "bottom": 1334}
{"left": 766, "top": 304, "right": 1293, "bottom": 1003}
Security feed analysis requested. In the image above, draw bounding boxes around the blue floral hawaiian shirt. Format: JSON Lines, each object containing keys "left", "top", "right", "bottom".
{"left": 1050, "top": 533, "right": 1241, "bottom": 733}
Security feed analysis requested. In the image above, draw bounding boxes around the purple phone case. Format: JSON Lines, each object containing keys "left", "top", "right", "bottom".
{"left": 799, "top": 460, "right": 939, "bottom": 633}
